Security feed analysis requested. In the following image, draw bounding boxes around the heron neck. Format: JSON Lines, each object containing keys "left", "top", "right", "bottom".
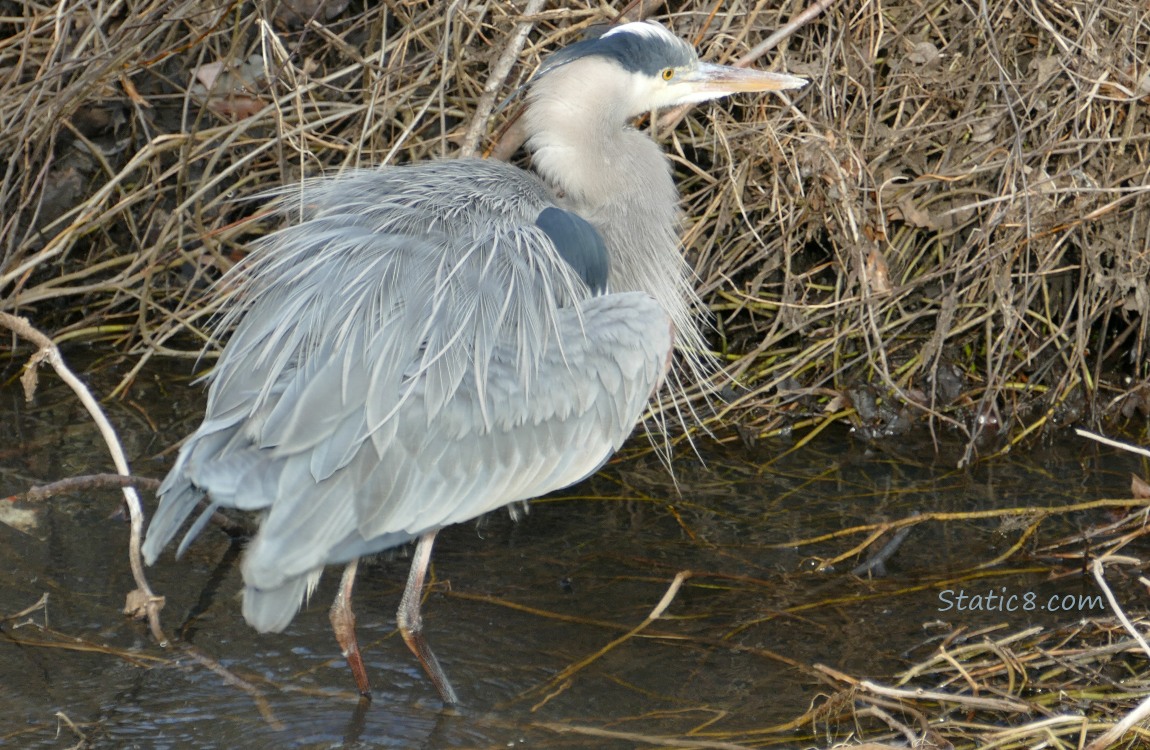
{"left": 524, "top": 81, "right": 708, "bottom": 360}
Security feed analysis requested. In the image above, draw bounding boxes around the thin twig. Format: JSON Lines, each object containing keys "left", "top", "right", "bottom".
{"left": 521, "top": 570, "right": 692, "bottom": 710}
{"left": 857, "top": 679, "right": 1032, "bottom": 713}
{"left": 0, "top": 312, "right": 168, "bottom": 646}
{"left": 1085, "top": 555, "right": 1150, "bottom": 750}
{"left": 1075, "top": 428, "right": 1150, "bottom": 459}
{"left": 2, "top": 593, "right": 50, "bottom": 623}
{"left": 459, "top": 0, "right": 547, "bottom": 157}
{"left": 7, "top": 473, "right": 161, "bottom": 502}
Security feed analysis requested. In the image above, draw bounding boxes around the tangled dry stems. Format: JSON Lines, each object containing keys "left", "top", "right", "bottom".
{"left": 4, "top": 5, "right": 1149, "bottom": 746}
{"left": 1, "top": 0, "right": 1148, "bottom": 457}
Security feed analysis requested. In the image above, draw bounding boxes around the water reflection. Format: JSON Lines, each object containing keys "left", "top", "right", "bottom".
{"left": 0, "top": 356, "right": 1141, "bottom": 748}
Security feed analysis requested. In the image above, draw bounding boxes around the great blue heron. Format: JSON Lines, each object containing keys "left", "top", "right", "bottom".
{"left": 143, "top": 20, "right": 804, "bottom": 704}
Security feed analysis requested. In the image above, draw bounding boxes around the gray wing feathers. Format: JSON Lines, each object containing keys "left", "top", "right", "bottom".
{"left": 144, "top": 159, "right": 673, "bottom": 631}
{"left": 240, "top": 292, "right": 671, "bottom": 592}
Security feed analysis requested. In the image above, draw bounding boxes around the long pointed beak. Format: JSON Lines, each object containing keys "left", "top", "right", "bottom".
{"left": 683, "top": 62, "right": 807, "bottom": 97}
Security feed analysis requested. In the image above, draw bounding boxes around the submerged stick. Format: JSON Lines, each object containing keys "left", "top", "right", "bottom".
{"left": 523, "top": 570, "right": 692, "bottom": 710}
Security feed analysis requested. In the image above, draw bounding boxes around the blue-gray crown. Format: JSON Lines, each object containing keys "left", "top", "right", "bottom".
{"left": 538, "top": 22, "right": 696, "bottom": 79}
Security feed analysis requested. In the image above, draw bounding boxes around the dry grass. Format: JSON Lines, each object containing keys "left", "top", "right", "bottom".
{"left": 5, "top": 5, "right": 1149, "bottom": 746}
{"left": 1, "top": 0, "right": 1148, "bottom": 457}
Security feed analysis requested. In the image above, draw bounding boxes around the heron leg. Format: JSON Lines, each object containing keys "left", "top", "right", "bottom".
{"left": 398, "top": 530, "right": 459, "bottom": 705}
{"left": 330, "top": 557, "right": 372, "bottom": 698}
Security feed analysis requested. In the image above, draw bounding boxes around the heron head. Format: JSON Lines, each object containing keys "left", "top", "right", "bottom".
{"left": 533, "top": 21, "right": 807, "bottom": 118}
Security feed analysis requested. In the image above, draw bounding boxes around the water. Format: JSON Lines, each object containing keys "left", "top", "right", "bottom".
{"left": 0, "top": 353, "right": 1143, "bottom": 748}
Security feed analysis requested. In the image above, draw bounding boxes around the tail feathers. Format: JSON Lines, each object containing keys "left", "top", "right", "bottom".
{"left": 145, "top": 426, "right": 265, "bottom": 564}
{"left": 241, "top": 568, "right": 323, "bottom": 632}
{"left": 142, "top": 476, "right": 206, "bottom": 564}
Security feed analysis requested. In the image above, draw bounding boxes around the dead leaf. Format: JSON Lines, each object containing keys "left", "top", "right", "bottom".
{"left": 970, "top": 116, "right": 999, "bottom": 143}
{"left": 906, "top": 40, "right": 940, "bottom": 66}
{"left": 1030, "top": 55, "right": 1062, "bottom": 85}
{"left": 826, "top": 392, "right": 847, "bottom": 412}
{"left": 190, "top": 55, "right": 270, "bottom": 120}
{"left": 0, "top": 503, "right": 39, "bottom": 534}
{"left": 123, "top": 589, "right": 165, "bottom": 620}
{"left": 866, "top": 247, "right": 892, "bottom": 295}
{"left": 893, "top": 195, "right": 933, "bottom": 228}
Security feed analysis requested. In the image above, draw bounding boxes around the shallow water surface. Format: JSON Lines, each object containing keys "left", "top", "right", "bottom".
{"left": 0, "top": 355, "right": 1142, "bottom": 748}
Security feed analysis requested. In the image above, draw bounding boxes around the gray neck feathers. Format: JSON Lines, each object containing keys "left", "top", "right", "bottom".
{"left": 523, "top": 59, "right": 708, "bottom": 364}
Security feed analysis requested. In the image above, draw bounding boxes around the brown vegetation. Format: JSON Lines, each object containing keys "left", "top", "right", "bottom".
{"left": 4, "top": 3, "right": 1150, "bottom": 745}
{"left": 1, "top": 2, "right": 1147, "bottom": 445}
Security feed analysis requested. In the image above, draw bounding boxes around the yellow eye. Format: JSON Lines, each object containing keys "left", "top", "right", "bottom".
{"left": 661, "top": 68, "right": 674, "bottom": 81}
